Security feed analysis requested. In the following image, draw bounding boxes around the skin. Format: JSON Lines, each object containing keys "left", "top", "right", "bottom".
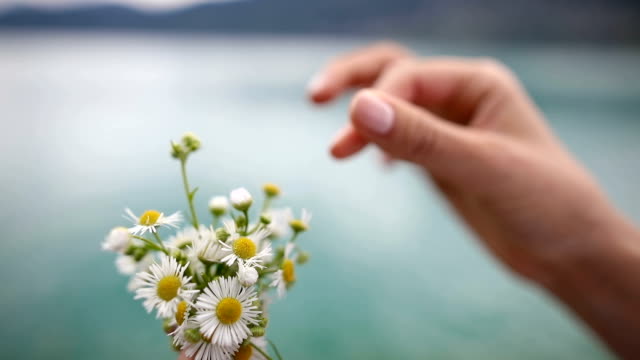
{"left": 180, "top": 43, "right": 640, "bottom": 359}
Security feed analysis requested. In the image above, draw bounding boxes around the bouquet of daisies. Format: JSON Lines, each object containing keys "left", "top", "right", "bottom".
{"left": 102, "top": 133, "right": 311, "bottom": 360}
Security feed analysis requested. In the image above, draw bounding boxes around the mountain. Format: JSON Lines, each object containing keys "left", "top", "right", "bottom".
{"left": 0, "top": 0, "right": 639, "bottom": 43}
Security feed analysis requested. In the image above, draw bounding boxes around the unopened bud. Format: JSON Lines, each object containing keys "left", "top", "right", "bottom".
{"left": 296, "top": 251, "right": 311, "bottom": 265}
{"left": 250, "top": 326, "right": 266, "bottom": 337}
{"left": 263, "top": 183, "right": 281, "bottom": 197}
{"left": 182, "top": 132, "right": 201, "bottom": 152}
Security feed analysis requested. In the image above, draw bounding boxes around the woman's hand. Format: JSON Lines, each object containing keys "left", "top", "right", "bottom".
{"left": 309, "top": 42, "right": 640, "bottom": 358}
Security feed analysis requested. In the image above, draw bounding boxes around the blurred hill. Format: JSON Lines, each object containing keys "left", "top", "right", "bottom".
{"left": 0, "top": 0, "right": 639, "bottom": 43}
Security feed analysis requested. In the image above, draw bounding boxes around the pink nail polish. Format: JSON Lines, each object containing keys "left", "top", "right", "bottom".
{"left": 354, "top": 92, "right": 394, "bottom": 134}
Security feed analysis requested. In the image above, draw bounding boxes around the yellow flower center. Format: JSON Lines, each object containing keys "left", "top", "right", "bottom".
{"left": 157, "top": 275, "right": 181, "bottom": 301}
{"left": 233, "top": 237, "right": 257, "bottom": 260}
{"left": 234, "top": 344, "right": 253, "bottom": 360}
{"left": 139, "top": 210, "right": 161, "bottom": 226}
{"left": 282, "top": 259, "right": 296, "bottom": 284}
{"left": 216, "top": 297, "right": 243, "bottom": 325}
{"left": 175, "top": 301, "right": 188, "bottom": 325}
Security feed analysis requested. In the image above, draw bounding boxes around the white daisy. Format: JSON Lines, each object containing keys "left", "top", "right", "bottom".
{"left": 219, "top": 229, "right": 272, "bottom": 269}
{"left": 270, "top": 244, "right": 296, "bottom": 299}
{"left": 134, "top": 254, "right": 199, "bottom": 318}
{"left": 289, "top": 208, "right": 312, "bottom": 233}
{"left": 183, "top": 336, "right": 236, "bottom": 360}
{"left": 102, "top": 226, "right": 131, "bottom": 253}
{"left": 186, "top": 226, "right": 225, "bottom": 263}
{"left": 263, "top": 208, "right": 291, "bottom": 238}
{"left": 125, "top": 208, "right": 182, "bottom": 235}
{"left": 115, "top": 255, "right": 138, "bottom": 275}
{"left": 166, "top": 227, "right": 199, "bottom": 250}
{"left": 173, "top": 315, "right": 238, "bottom": 360}
{"left": 195, "top": 277, "right": 261, "bottom": 348}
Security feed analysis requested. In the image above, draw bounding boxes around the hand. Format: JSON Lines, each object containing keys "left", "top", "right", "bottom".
{"left": 309, "top": 42, "right": 640, "bottom": 358}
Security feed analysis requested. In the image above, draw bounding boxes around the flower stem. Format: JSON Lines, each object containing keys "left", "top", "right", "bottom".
{"left": 132, "top": 235, "right": 167, "bottom": 254}
{"left": 152, "top": 232, "right": 168, "bottom": 253}
{"left": 180, "top": 158, "right": 199, "bottom": 228}
{"left": 267, "top": 339, "right": 284, "bottom": 360}
{"left": 251, "top": 342, "right": 273, "bottom": 360}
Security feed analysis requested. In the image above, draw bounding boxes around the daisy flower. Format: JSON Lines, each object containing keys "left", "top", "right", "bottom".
{"left": 165, "top": 227, "right": 199, "bottom": 250}
{"left": 125, "top": 208, "right": 182, "bottom": 235}
{"left": 134, "top": 254, "right": 199, "bottom": 318}
{"left": 195, "top": 277, "right": 261, "bottom": 348}
{"left": 102, "top": 227, "right": 131, "bottom": 253}
{"left": 115, "top": 255, "right": 138, "bottom": 275}
{"left": 186, "top": 226, "right": 225, "bottom": 263}
{"left": 270, "top": 243, "right": 296, "bottom": 299}
{"left": 219, "top": 229, "right": 272, "bottom": 269}
{"left": 289, "top": 208, "right": 312, "bottom": 233}
{"left": 265, "top": 208, "right": 292, "bottom": 238}
{"left": 173, "top": 311, "right": 238, "bottom": 360}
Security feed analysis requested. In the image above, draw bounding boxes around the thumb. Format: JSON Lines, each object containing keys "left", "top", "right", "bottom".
{"left": 349, "top": 89, "right": 488, "bottom": 178}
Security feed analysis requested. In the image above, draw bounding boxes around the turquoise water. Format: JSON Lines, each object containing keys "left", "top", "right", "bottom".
{"left": 1, "top": 33, "right": 639, "bottom": 360}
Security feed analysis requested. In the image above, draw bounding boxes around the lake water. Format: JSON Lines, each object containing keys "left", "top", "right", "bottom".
{"left": 0, "top": 32, "right": 639, "bottom": 360}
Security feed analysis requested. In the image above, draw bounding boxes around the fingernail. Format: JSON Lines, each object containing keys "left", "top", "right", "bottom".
{"left": 307, "top": 73, "right": 327, "bottom": 94}
{"left": 353, "top": 92, "right": 394, "bottom": 134}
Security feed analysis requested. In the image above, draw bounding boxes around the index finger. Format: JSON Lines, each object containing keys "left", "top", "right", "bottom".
{"left": 308, "top": 42, "right": 412, "bottom": 104}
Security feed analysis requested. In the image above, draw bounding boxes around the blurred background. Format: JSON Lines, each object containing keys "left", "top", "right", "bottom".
{"left": 1, "top": 1, "right": 639, "bottom": 359}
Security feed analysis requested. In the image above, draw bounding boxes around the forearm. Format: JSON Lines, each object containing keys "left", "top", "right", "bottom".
{"left": 542, "top": 211, "right": 640, "bottom": 359}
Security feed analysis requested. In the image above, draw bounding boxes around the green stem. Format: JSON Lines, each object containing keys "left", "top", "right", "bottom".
{"left": 132, "top": 235, "right": 168, "bottom": 254}
{"left": 180, "top": 158, "right": 199, "bottom": 228}
{"left": 261, "top": 197, "right": 272, "bottom": 213}
{"left": 251, "top": 342, "right": 273, "bottom": 360}
{"left": 267, "top": 339, "right": 284, "bottom": 360}
{"left": 290, "top": 232, "right": 299, "bottom": 243}
{"left": 242, "top": 210, "right": 249, "bottom": 235}
{"left": 152, "top": 232, "right": 168, "bottom": 253}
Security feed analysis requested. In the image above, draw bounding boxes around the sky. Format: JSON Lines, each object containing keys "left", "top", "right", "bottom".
{"left": 0, "top": 0, "right": 241, "bottom": 11}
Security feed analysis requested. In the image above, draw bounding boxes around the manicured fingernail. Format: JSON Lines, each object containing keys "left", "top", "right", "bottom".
{"left": 307, "top": 73, "right": 327, "bottom": 94}
{"left": 353, "top": 91, "right": 394, "bottom": 134}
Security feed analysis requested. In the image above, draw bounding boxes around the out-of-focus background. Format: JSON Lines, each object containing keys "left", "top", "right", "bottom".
{"left": 1, "top": 1, "right": 639, "bottom": 359}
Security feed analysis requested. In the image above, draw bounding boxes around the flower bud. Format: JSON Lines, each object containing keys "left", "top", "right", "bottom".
{"left": 208, "top": 196, "right": 228, "bottom": 216}
{"left": 181, "top": 132, "right": 201, "bottom": 152}
{"left": 238, "top": 263, "right": 258, "bottom": 287}
{"left": 259, "top": 317, "right": 269, "bottom": 328}
{"left": 102, "top": 227, "right": 131, "bottom": 253}
{"left": 216, "top": 227, "right": 230, "bottom": 242}
{"left": 235, "top": 215, "right": 247, "bottom": 229}
{"left": 250, "top": 326, "right": 266, "bottom": 337}
{"left": 230, "top": 187, "right": 253, "bottom": 211}
{"left": 263, "top": 183, "right": 281, "bottom": 197}
{"left": 184, "top": 329, "right": 202, "bottom": 344}
{"left": 163, "top": 319, "right": 177, "bottom": 334}
{"left": 289, "top": 219, "right": 308, "bottom": 233}
{"left": 296, "top": 251, "right": 311, "bottom": 265}
{"left": 170, "top": 141, "right": 186, "bottom": 159}
{"left": 260, "top": 213, "right": 272, "bottom": 225}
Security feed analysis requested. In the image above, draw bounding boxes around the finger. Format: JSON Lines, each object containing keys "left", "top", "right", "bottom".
{"left": 328, "top": 59, "right": 417, "bottom": 159}
{"left": 329, "top": 124, "right": 369, "bottom": 159}
{"left": 178, "top": 351, "right": 192, "bottom": 360}
{"left": 308, "top": 42, "right": 412, "bottom": 104}
{"left": 349, "top": 89, "right": 489, "bottom": 178}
